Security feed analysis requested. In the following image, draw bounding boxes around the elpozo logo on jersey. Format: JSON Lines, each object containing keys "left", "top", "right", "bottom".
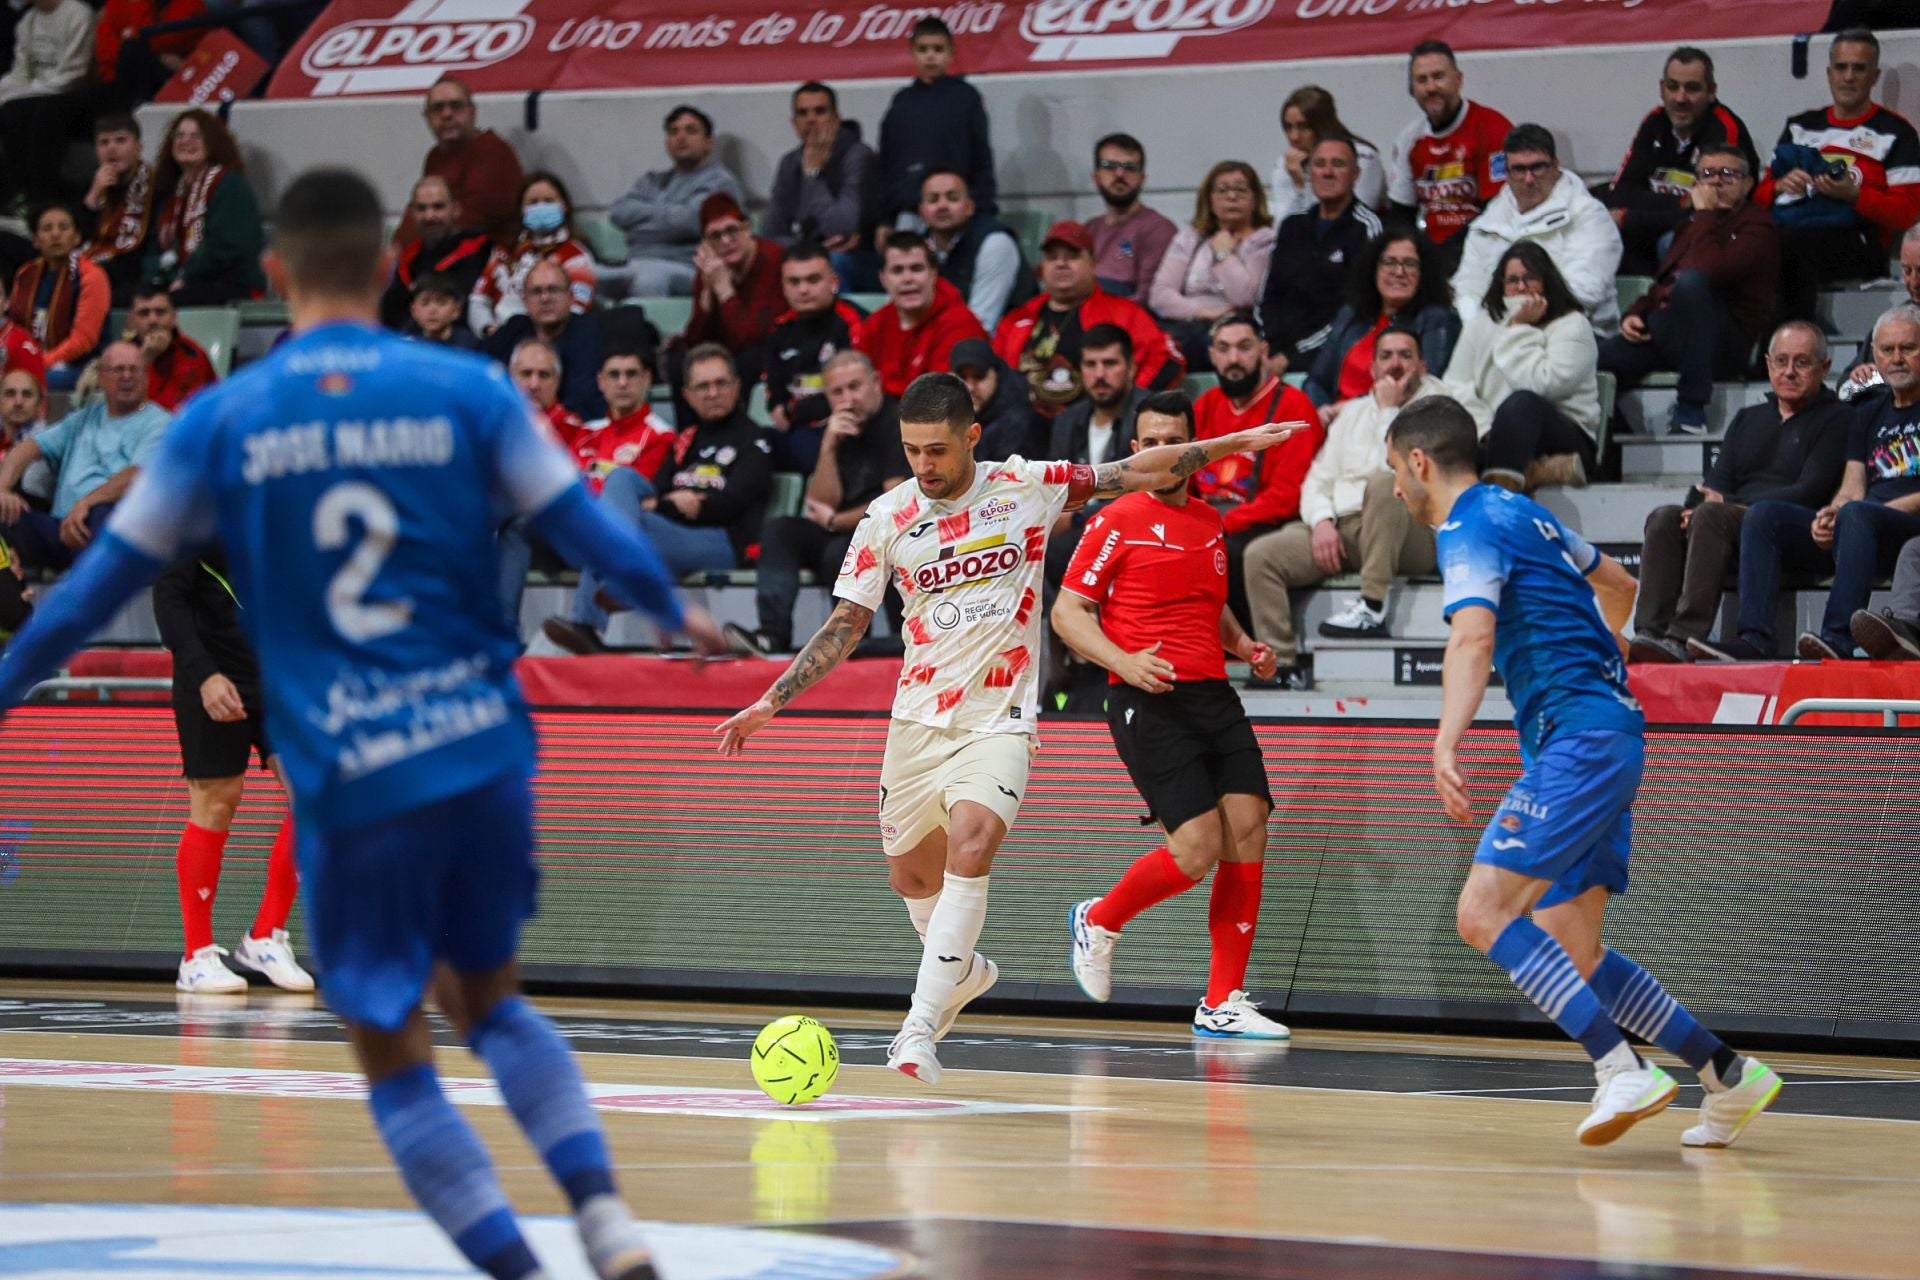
{"left": 1019, "top": 0, "right": 1273, "bottom": 63}
{"left": 915, "top": 533, "right": 1022, "bottom": 593}
{"left": 301, "top": 0, "right": 535, "bottom": 96}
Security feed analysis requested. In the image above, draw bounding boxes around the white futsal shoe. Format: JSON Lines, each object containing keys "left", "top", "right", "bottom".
{"left": 232, "top": 928, "right": 316, "bottom": 992}
{"left": 934, "top": 953, "right": 998, "bottom": 1041}
{"left": 1683, "top": 1057, "right": 1784, "bottom": 1149}
{"left": 176, "top": 944, "right": 246, "bottom": 994}
{"left": 1578, "top": 1051, "right": 1679, "bottom": 1146}
{"left": 887, "top": 1015, "right": 942, "bottom": 1085}
{"left": 1069, "top": 899, "right": 1119, "bottom": 1002}
{"left": 1192, "top": 990, "right": 1291, "bottom": 1040}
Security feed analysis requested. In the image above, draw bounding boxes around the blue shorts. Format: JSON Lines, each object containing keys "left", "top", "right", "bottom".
{"left": 298, "top": 770, "right": 539, "bottom": 1032}
{"left": 1474, "top": 729, "right": 1642, "bottom": 910}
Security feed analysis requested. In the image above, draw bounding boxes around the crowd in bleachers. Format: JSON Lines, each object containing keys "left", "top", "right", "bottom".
{"left": 3, "top": 17, "right": 1920, "bottom": 680}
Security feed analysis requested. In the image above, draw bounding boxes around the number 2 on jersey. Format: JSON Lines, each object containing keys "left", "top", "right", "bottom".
{"left": 314, "top": 482, "right": 413, "bottom": 642}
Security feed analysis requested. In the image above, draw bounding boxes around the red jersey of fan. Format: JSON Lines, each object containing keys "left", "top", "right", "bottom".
{"left": 544, "top": 401, "right": 585, "bottom": 446}
{"left": 1190, "top": 377, "right": 1324, "bottom": 534}
{"left": 1064, "top": 492, "right": 1229, "bottom": 684}
{"left": 1390, "top": 99, "right": 1513, "bottom": 244}
{"left": 569, "top": 408, "right": 675, "bottom": 497}
{"left": 1, "top": 321, "right": 45, "bottom": 390}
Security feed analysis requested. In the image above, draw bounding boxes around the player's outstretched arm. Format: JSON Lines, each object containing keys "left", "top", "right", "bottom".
{"left": 0, "top": 532, "right": 164, "bottom": 713}
{"left": 530, "top": 483, "right": 723, "bottom": 652}
{"left": 1434, "top": 606, "right": 1497, "bottom": 823}
{"left": 1091, "top": 420, "right": 1304, "bottom": 498}
{"left": 716, "top": 599, "right": 874, "bottom": 755}
{"left": 1050, "top": 591, "right": 1174, "bottom": 693}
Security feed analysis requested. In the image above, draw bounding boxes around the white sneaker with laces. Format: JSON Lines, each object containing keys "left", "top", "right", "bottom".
{"left": 887, "top": 1016, "right": 942, "bottom": 1084}
{"left": 933, "top": 953, "right": 997, "bottom": 1041}
{"left": 1683, "top": 1056, "right": 1783, "bottom": 1149}
{"left": 177, "top": 944, "right": 246, "bottom": 994}
{"left": 1069, "top": 900, "right": 1119, "bottom": 1002}
{"left": 232, "top": 928, "right": 316, "bottom": 992}
{"left": 1577, "top": 1054, "right": 1679, "bottom": 1146}
{"left": 1317, "top": 598, "right": 1388, "bottom": 640}
{"left": 1192, "top": 990, "right": 1291, "bottom": 1040}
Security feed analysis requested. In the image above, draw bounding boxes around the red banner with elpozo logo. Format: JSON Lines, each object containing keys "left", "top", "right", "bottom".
{"left": 268, "top": 0, "right": 1813, "bottom": 99}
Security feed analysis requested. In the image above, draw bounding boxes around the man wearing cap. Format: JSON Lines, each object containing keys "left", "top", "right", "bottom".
{"left": 856, "top": 230, "right": 987, "bottom": 398}
{"left": 993, "top": 220, "right": 1184, "bottom": 423}
{"left": 950, "top": 336, "right": 1038, "bottom": 461}
{"left": 682, "top": 193, "right": 787, "bottom": 391}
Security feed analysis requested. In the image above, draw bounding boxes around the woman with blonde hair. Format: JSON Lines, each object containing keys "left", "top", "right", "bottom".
{"left": 1270, "top": 85, "right": 1386, "bottom": 220}
{"left": 1150, "top": 160, "right": 1276, "bottom": 368}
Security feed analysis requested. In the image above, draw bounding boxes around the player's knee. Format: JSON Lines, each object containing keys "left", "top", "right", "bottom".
{"left": 943, "top": 835, "right": 995, "bottom": 878}
{"left": 887, "top": 860, "right": 940, "bottom": 899}
{"left": 188, "top": 777, "right": 244, "bottom": 829}
{"left": 1165, "top": 829, "right": 1221, "bottom": 878}
{"left": 1454, "top": 896, "right": 1511, "bottom": 954}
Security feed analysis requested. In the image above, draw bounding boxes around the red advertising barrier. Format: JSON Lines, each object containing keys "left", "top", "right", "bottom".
{"left": 267, "top": 0, "right": 1814, "bottom": 100}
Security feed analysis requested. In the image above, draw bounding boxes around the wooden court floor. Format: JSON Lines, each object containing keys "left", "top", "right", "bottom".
{"left": 0, "top": 978, "right": 1915, "bottom": 1279}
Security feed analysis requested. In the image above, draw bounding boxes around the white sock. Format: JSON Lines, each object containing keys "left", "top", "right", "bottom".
{"left": 904, "top": 891, "right": 941, "bottom": 940}
{"left": 906, "top": 872, "right": 989, "bottom": 1026}
{"left": 576, "top": 1193, "right": 649, "bottom": 1275}
{"left": 1596, "top": 1039, "right": 1642, "bottom": 1078}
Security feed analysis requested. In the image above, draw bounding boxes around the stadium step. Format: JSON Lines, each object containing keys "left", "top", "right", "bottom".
{"left": 1616, "top": 382, "right": 1769, "bottom": 438}
{"left": 1618, "top": 432, "right": 1723, "bottom": 481}
{"left": 1535, "top": 482, "right": 1685, "bottom": 546}
{"left": 1237, "top": 678, "right": 1514, "bottom": 722}
{"left": 1818, "top": 283, "right": 1905, "bottom": 342}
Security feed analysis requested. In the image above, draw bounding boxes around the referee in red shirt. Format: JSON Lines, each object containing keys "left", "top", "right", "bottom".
{"left": 1053, "top": 389, "right": 1291, "bottom": 1039}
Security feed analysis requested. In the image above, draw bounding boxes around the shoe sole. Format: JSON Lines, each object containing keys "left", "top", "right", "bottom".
{"left": 934, "top": 956, "right": 997, "bottom": 1041}
{"left": 1628, "top": 640, "right": 1686, "bottom": 665}
{"left": 1068, "top": 903, "right": 1111, "bottom": 1004}
{"left": 1796, "top": 637, "right": 1841, "bottom": 661}
{"left": 1852, "top": 613, "right": 1920, "bottom": 661}
{"left": 1192, "top": 1024, "right": 1291, "bottom": 1040}
{"left": 1683, "top": 1072, "right": 1784, "bottom": 1149}
{"left": 1577, "top": 1078, "right": 1680, "bottom": 1147}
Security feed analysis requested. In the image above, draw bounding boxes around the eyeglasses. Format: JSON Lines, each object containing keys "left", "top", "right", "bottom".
{"left": 1766, "top": 355, "right": 1823, "bottom": 371}
{"left": 1696, "top": 166, "right": 1749, "bottom": 181}
{"left": 704, "top": 224, "right": 747, "bottom": 243}
{"left": 1502, "top": 272, "right": 1541, "bottom": 287}
{"left": 1096, "top": 159, "right": 1142, "bottom": 174}
{"left": 1213, "top": 183, "right": 1253, "bottom": 197}
{"left": 524, "top": 284, "right": 569, "bottom": 298}
{"left": 1506, "top": 159, "right": 1555, "bottom": 179}
{"left": 1379, "top": 256, "right": 1421, "bottom": 274}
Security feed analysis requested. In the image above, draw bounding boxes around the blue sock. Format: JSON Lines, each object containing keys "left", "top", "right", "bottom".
{"left": 1487, "top": 917, "right": 1627, "bottom": 1062}
{"left": 471, "top": 996, "right": 618, "bottom": 1209}
{"left": 368, "top": 1064, "right": 541, "bottom": 1280}
{"left": 1588, "top": 949, "right": 1726, "bottom": 1071}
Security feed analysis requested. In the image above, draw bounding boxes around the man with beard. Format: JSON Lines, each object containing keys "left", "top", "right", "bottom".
{"left": 1387, "top": 40, "right": 1513, "bottom": 271}
{"left": 765, "top": 241, "right": 867, "bottom": 472}
{"left": 1084, "top": 133, "right": 1176, "bottom": 302}
{"left": 382, "top": 176, "right": 491, "bottom": 332}
{"left": 1042, "top": 325, "right": 1151, "bottom": 594}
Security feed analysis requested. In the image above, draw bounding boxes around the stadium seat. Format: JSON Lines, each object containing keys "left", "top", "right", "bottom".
{"left": 1183, "top": 372, "right": 1220, "bottom": 398}
{"left": 767, "top": 471, "right": 804, "bottom": 520}
{"left": 844, "top": 292, "right": 888, "bottom": 314}
{"left": 1594, "top": 370, "right": 1615, "bottom": 460}
{"left": 576, "top": 214, "right": 629, "bottom": 266}
{"left": 747, "top": 380, "right": 771, "bottom": 424}
{"left": 177, "top": 308, "right": 241, "bottom": 377}
{"left": 625, "top": 295, "right": 693, "bottom": 338}
{"left": 1615, "top": 275, "right": 1654, "bottom": 317}
{"left": 1002, "top": 208, "right": 1050, "bottom": 260}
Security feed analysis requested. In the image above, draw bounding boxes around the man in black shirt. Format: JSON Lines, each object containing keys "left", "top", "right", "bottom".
{"left": 1631, "top": 321, "right": 1850, "bottom": 662}
{"left": 1259, "top": 136, "right": 1383, "bottom": 370}
{"left": 950, "top": 336, "right": 1038, "bottom": 461}
{"left": 764, "top": 241, "right": 867, "bottom": 471}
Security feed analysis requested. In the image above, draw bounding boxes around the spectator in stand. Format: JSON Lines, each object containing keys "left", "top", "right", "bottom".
{"left": 143, "top": 109, "right": 264, "bottom": 305}
{"left": 603, "top": 105, "right": 744, "bottom": 300}
{"left": 1085, "top": 133, "right": 1176, "bottom": 302}
{"left": 682, "top": 193, "right": 785, "bottom": 391}
{"left": 401, "top": 75, "right": 522, "bottom": 247}
{"left": 1151, "top": 161, "right": 1277, "bottom": 370}
{"left": 995, "top": 221, "right": 1183, "bottom": 423}
{"left": 877, "top": 16, "right": 995, "bottom": 232}
{"left": 468, "top": 171, "right": 595, "bottom": 336}
{"left": 8, "top": 203, "right": 108, "bottom": 390}
{"left": 1305, "top": 227, "right": 1458, "bottom": 419}
{"left": 508, "top": 337, "right": 583, "bottom": 443}
{"left": 1850, "top": 535, "right": 1920, "bottom": 659}
{"left": 380, "top": 176, "right": 490, "bottom": 332}
{"left": 0, "top": 312, "right": 45, "bottom": 390}
{"left": 0, "top": 341, "right": 165, "bottom": 572}
{"left": 98, "top": 0, "right": 206, "bottom": 108}
{"left": 82, "top": 114, "right": 154, "bottom": 306}
{"left": 405, "top": 273, "right": 479, "bottom": 350}
{"left": 1695, "top": 303, "right": 1920, "bottom": 661}
{"left": 544, "top": 344, "right": 774, "bottom": 655}
{"left": 1448, "top": 242, "right": 1602, "bottom": 493}
{"left": 1606, "top": 46, "right": 1762, "bottom": 276}
{"left": 1599, "top": 144, "right": 1778, "bottom": 436}
{"left": 481, "top": 258, "right": 608, "bottom": 420}
{"left": 1387, "top": 41, "right": 1513, "bottom": 271}
{"left": 765, "top": 242, "right": 866, "bottom": 466}
{"left": 1758, "top": 30, "right": 1920, "bottom": 322}
{"left": 0, "top": 0, "right": 94, "bottom": 206}
{"left": 731, "top": 349, "right": 906, "bottom": 657}
{"left": 1244, "top": 325, "right": 1457, "bottom": 686}
{"left": 856, "top": 230, "right": 986, "bottom": 398}
{"left": 921, "top": 168, "right": 1029, "bottom": 332}
{"left": 1844, "top": 221, "right": 1920, "bottom": 391}
{"left": 1190, "top": 311, "right": 1324, "bottom": 631}
{"left": 763, "top": 82, "right": 873, "bottom": 271}
{"left": 949, "top": 336, "right": 1037, "bottom": 461}
{"left": 126, "top": 283, "right": 214, "bottom": 410}
{"left": 1452, "top": 124, "right": 1622, "bottom": 333}
{"left": 1045, "top": 325, "right": 1148, "bottom": 471}
{"left": 1270, "top": 85, "right": 1387, "bottom": 221}
{"left": 0, "top": 368, "right": 53, "bottom": 511}
{"left": 1630, "top": 321, "right": 1850, "bottom": 664}
{"left": 1260, "top": 135, "right": 1383, "bottom": 373}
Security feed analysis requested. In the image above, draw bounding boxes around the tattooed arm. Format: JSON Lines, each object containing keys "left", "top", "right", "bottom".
{"left": 1090, "top": 420, "right": 1305, "bottom": 498}
{"left": 715, "top": 598, "right": 874, "bottom": 754}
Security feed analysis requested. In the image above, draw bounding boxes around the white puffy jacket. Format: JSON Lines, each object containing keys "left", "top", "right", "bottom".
{"left": 1450, "top": 171, "right": 1623, "bottom": 333}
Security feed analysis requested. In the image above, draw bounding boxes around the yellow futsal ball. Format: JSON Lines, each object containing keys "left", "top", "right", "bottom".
{"left": 750, "top": 1015, "right": 840, "bottom": 1105}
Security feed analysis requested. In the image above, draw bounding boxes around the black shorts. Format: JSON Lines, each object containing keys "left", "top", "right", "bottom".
{"left": 1106, "top": 679, "right": 1271, "bottom": 834}
{"left": 172, "top": 677, "right": 271, "bottom": 779}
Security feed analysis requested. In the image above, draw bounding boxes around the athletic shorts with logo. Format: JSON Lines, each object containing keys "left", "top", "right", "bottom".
{"left": 1473, "top": 728, "right": 1640, "bottom": 909}
{"left": 1107, "top": 680, "right": 1271, "bottom": 832}
{"left": 877, "top": 719, "right": 1033, "bottom": 856}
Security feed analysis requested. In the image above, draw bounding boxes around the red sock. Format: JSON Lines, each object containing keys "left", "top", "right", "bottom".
{"left": 1205, "top": 861, "right": 1264, "bottom": 1006}
{"left": 176, "top": 823, "right": 228, "bottom": 956}
{"left": 250, "top": 813, "right": 299, "bottom": 939}
{"left": 1087, "top": 846, "right": 1200, "bottom": 932}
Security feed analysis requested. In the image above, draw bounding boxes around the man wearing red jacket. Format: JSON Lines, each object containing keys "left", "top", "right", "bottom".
{"left": 993, "top": 221, "right": 1182, "bottom": 422}
{"left": 0, "top": 317, "right": 45, "bottom": 392}
{"left": 856, "top": 231, "right": 986, "bottom": 398}
{"left": 128, "top": 284, "right": 213, "bottom": 410}
{"left": 1190, "top": 312, "right": 1323, "bottom": 631}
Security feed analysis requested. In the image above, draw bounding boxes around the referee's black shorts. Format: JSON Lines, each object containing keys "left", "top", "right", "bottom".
{"left": 1106, "top": 679, "right": 1271, "bottom": 834}
{"left": 171, "top": 677, "right": 271, "bottom": 780}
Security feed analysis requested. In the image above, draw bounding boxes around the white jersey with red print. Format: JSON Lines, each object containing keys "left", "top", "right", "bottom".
{"left": 834, "top": 455, "right": 1096, "bottom": 735}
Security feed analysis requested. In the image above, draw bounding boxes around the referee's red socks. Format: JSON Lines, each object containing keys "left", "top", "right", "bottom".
{"left": 1086, "top": 847, "right": 1199, "bottom": 932}
{"left": 176, "top": 822, "right": 227, "bottom": 955}
{"left": 250, "top": 814, "right": 299, "bottom": 939}
{"left": 1206, "top": 861, "right": 1264, "bottom": 1006}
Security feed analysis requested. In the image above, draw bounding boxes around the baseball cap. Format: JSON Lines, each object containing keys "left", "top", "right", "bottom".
{"left": 1040, "top": 220, "right": 1095, "bottom": 254}
{"left": 949, "top": 338, "right": 995, "bottom": 373}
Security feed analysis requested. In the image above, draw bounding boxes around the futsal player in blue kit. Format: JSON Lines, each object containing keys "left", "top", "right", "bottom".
{"left": 1383, "top": 395, "right": 1783, "bottom": 1148}
{"left": 0, "top": 170, "right": 724, "bottom": 1278}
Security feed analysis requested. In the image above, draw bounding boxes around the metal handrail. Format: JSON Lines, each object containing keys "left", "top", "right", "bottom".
{"left": 27, "top": 677, "right": 172, "bottom": 695}
{"left": 1779, "top": 698, "right": 1920, "bottom": 727}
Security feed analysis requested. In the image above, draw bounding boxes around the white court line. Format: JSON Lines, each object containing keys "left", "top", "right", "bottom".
{"left": 1417, "top": 1078, "right": 1920, "bottom": 1096}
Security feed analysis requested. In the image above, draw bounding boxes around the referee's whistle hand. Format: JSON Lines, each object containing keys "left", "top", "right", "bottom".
{"left": 1117, "top": 643, "right": 1176, "bottom": 694}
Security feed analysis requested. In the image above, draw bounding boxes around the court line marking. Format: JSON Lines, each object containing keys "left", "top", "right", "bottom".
{"left": 1416, "top": 1078, "right": 1920, "bottom": 1096}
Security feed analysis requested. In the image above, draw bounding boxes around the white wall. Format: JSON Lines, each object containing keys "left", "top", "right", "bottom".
{"left": 138, "top": 31, "right": 1920, "bottom": 227}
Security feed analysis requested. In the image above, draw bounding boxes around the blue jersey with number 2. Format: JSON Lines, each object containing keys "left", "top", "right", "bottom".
{"left": 1437, "top": 484, "right": 1643, "bottom": 761}
{"left": 108, "top": 322, "right": 578, "bottom": 832}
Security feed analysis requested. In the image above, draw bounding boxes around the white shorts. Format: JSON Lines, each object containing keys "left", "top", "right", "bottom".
{"left": 877, "top": 719, "right": 1034, "bottom": 857}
